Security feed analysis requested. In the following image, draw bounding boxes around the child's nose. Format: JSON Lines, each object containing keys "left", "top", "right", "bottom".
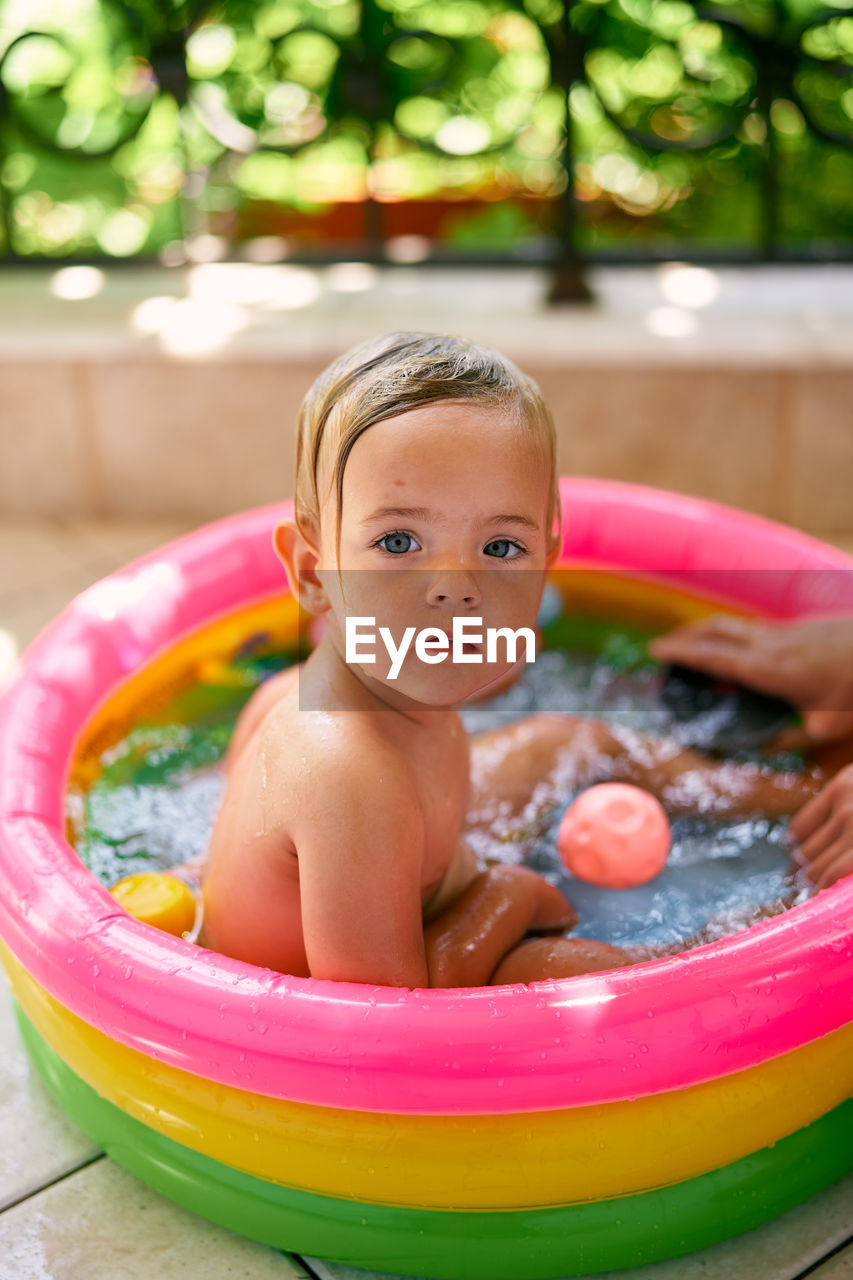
{"left": 426, "top": 568, "right": 481, "bottom": 609}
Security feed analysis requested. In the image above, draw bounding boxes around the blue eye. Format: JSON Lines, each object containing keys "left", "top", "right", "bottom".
{"left": 376, "top": 531, "right": 420, "bottom": 555}
{"left": 484, "top": 539, "right": 524, "bottom": 559}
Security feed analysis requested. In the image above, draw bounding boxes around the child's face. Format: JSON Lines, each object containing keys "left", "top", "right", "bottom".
{"left": 316, "top": 400, "right": 558, "bottom": 707}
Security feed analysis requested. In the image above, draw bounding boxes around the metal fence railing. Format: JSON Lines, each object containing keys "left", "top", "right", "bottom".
{"left": 1, "top": 0, "right": 851, "bottom": 297}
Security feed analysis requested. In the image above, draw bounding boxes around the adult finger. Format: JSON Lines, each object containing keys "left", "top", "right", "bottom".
{"left": 766, "top": 713, "right": 853, "bottom": 755}
{"left": 793, "top": 808, "right": 847, "bottom": 866}
{"left": 764, "top": 725, "right": 813, "bottom": 753}
{"left": 650, "top": 635, "right": 796, "bottom": 700}
{"left": 652, "top": 640, "right": 768, "bottom": 685}
{"left": 810, "top": 841, "right": 853, "bottom": 891}
{"left": 802, "top": 709, "right": 853, "bottom": 743}
{"left": 649, "top": 617, "right": 751, "bottom": 660}
{"left": 671, "top": 614, "right": 755, "bottom": 640}
{"left": 788, "top": 784, "right": 835, "bottom": 845}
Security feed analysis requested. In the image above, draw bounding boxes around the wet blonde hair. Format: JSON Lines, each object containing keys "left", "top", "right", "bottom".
{"left": 293, "top": 331, "right": 562, "bottom": 565}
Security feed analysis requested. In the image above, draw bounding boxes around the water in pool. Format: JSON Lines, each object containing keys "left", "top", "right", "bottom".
{"left": 68, "top": 588, "right": 811, "bottom": 954}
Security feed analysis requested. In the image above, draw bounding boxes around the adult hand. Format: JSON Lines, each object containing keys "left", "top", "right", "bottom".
{"left": 789, "top": 763, "right": 853, "bottom": 890}
{"left": 648, "top": 614, "right": 853, "bottom": 749}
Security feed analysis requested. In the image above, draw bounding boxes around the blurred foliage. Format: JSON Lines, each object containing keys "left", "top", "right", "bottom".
{"left": 0, "top": 0, "right": 850, "bottom": 258}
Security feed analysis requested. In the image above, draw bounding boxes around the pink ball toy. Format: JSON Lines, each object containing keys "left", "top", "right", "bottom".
{"left": 557, "top": 783, "right": 671, "bottom": 889}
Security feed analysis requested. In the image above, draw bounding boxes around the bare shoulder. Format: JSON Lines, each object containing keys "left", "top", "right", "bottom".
{"left": 257, "top": 701, "right": 420, "bottom": 824}
{"left": 223, "top": 666, "right": 301, "bottom": 773}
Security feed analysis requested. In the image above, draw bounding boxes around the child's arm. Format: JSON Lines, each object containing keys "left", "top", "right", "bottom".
{"left": 292, "top": 733, "right": 431, "bottom": 987}
{"left": 290, "top": 723, "right": 575, "bottom": 989}
{"left": 789, "top": 762, "right": 853, "bottom": 890}
{"left": 467, "top": 713, "right": 820, "bottom": 838}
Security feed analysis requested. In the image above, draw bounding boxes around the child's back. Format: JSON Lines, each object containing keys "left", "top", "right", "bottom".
{"left": 202, "top": 659, "right": 478, "bottom": 980}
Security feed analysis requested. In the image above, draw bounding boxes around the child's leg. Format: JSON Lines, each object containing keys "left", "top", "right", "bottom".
{"left": 465, "top": 714, "right": 609, "bottom": 854}
{"left": 487, "top": 886, "right": 806, "bottom": 986}
{"left": 489, "top": 936, "right": 634, "bottom": 985}
{"left": 467, "top": 713, "right": 820, "bottom": 848}
{"left": 423, "top": 865, "right": 576, "bottom": 988}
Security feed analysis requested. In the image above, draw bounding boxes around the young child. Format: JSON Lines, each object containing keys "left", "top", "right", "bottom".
{"left": 200, "top": 332, "right": 818, "bottom": 988}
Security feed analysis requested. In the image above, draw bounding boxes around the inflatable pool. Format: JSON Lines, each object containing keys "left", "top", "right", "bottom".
{"left": 1, "top": 478, "right": 852, "bottom": 1280}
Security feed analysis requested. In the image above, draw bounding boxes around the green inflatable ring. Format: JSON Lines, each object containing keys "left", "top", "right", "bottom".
{"left": 17, "top": 1003, "right": 853, "bottom": 1280}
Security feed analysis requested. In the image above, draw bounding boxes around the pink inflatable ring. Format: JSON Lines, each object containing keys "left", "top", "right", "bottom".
{"left": 1, "top": 478, "right": 852, "bottom": 1280}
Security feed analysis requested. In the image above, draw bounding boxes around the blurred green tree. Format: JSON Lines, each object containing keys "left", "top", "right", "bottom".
{"left": 0, "top": 0, "right": 849, "bottom": 262}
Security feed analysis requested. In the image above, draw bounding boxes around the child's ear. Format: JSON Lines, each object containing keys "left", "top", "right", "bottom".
{"left": 273, "top": 519, "right": 330, "bottom": 615}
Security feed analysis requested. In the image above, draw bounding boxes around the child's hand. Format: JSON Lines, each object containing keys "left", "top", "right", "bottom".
{"left": 649, "top": 614, "right": 853, "bottom": 749}
{"left": 789, "top": 763, "right": 853, "bottom": 890}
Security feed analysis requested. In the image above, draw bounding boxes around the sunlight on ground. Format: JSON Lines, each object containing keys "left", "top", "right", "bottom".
{"left": 49, "top": 265, "right": 106, "bottom": 300}
{"left": 657, "top": 264, "right": 721, "bottom": 309}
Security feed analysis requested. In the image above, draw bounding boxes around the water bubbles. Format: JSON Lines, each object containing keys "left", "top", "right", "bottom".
{"left": 79, "top": 619, "right": 803, "bottom": 976}
{"left": 84, "top": 767, "right": 225, "bottom": 887}
{"left": 465, "top": 648, "right": 799, "bottom": 952}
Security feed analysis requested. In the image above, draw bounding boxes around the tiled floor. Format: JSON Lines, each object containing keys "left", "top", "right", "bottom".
{"left": 0, "top": 520, "right": 851, "bottom": 1280}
